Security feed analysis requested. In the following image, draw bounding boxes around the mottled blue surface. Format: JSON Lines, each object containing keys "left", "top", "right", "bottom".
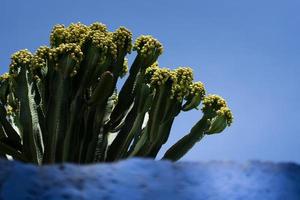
{"left": 0, "top": 159, "right": 299, "bottom": 200}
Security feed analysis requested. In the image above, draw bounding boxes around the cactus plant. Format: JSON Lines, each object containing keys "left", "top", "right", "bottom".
{"left": 0, "top": 22, "right": 233, "bottom": 164}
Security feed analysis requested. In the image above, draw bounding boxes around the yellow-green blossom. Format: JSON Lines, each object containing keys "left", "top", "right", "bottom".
{"left": 49, "top": 43, "right": 83, "bottom": 76}
{"left": 50, "top": 23, "right": 90, "bottom": 47}
{"left": 112, "top": 27, "right": 132, "bottom": 54}
{"left": 202, "top": 94, "right": 227, "bottom": 116}
{"left": 133, "top": 35, "right": 163, "bottom": 58}
{"left": 171, "top": 67, "right": 194, "bottom": 101}
{"left": 149, "top": 67, "right": 176, "bottom": 87}
{"left": 0, "top": 73, "right": 10, "bottom": 81}
{"left": 9, "top": 49, "right": 33, "bottom": 74}
{"left": 119, "top": 58, "right": 129, "bottom": 78}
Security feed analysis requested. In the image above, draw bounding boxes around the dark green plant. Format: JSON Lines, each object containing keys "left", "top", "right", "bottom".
{"left": 0, "top": 22, "right": 233, "bottom": 164}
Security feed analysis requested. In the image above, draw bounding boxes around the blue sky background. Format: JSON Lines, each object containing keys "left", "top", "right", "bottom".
{"left": 1, "top": 0, "right": 300, "bottom": 163}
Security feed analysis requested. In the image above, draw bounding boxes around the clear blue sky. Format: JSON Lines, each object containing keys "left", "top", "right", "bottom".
{"left": 1, "top": 0, "right": 300, "bottom": 162}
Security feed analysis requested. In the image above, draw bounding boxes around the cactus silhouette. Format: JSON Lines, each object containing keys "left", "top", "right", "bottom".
{"left": 0, "top": 22, "right": 233, "bottom": 164}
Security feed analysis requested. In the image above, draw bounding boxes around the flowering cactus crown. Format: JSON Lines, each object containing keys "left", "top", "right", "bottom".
{"left": 0, "top": 22, "right": 233, "bottom": 164}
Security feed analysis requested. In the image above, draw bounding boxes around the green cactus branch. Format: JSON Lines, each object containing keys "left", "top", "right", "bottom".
{"left": 0, "top": 22, "right": 233, "bottom": 164}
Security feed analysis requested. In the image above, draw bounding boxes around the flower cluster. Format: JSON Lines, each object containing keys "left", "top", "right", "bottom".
{"left": 201, "top": 94, "right": 233, "bottom": 134}
{"left": 50, "top": 23, "right": 90, "bottom": 47}
{"left": 120, "top": 58, "right": 129, "bottom": 78}
{"left": 9, "top": 49, "right": 33, "bottom": 74}
{"left": 89, "top": 22, "right": 107, "bottom": 32}
{"left": 85, "top": 30, "right": 117, "bottom": 61}
{"left": 0, "top": 73, "right": 10, "bottom": 81}
{"left": 49, "top": 43, "right": 83, "bottom": 76}
{"left": 50, "top": 22, "right": 131, "bottom": 63}
{"left": 146, "top": 64, "right": 205, "bottom": 102}
{"left": 216, "top": 106, "right": 233, "bottom": 126}
{"left": 202, "top": 95, "right": 227, "bottom": 115}
{"left": 31, "top": 46, "right": 50, "bottom": 70}
{"left": 149, "top": 67, "right": 176, "bottom": 87}
{"left": 171, "top": 67, "right": 194, "bottom": 101}
{"left": 133, "top": 35, "right": 163, "bottom": 59}
{"left": 145, "top": 62, "right": 159, "bottom": 83}
{"left": 188, "top": 82, "right": 205, "bottom": 100}
{"left": 112, "top": 27, "right": 132, "bottom": 54}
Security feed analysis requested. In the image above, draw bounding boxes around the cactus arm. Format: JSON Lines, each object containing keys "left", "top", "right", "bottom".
{"left": 162, "top": 116, "right": 210, "bottom": 161}
{"left": 106, "top": 104, "right": 147, "bottom": 161}
{"left": 103, "top": 66, "right": 142, "bottom": 158}
{"left": 44, "top": 73, "right": 70, "bottom": 163}
{"left": 149, "top": 119, "right": 175, "bottom": 157}
{"left": 64, "top": 37, "right": 116, "bottom": 159}
{"left": 93, "top": 132, "right": 107, "bottom": 162}
{"left": 0, "top": 141, "right": 27, "bottom": 161}
{"left": 129, "top": 127, "right": 148, "bottom": 156}
{"left": 87, "top": 71, "right": 114, "bottom": 105}
{"left": 119, "top": 112, "right": 146, "bottom": 158}
{"left": 14, "top": 66, "right": 44, "bottom": 164}
{"left": 134, "top": 87, "right": 167, "bottom": 157}
{"left": 0, "top": 121, "right": 22, "bottom": 152}
{"left": 0, "top": 124, "right": 5, "bottom": 139}
{"left": 8, "top": 49, "right": 45, "bottom": 163}
{"left": 127, "top": 127, "right": 145, "bottom": 155}
{"left": 132, "top": 86, "right": 171, "bottom": 157}
{"left": 148, "top": 84, "right": 173, "bottom": 143}
{"left": 76, "top": 30, "right": 116, "bottom": 92}
{"left": 108, "top": 27, "right": 132, "bottom": 79}
{"left": 84, "top": 107, "right": 108, "bottom": 163}
{"left": 107, "top": 56, "right": 143, "bottom": 129}
{"left": 32, "top": 77, "right": 49, "bottom": 152}
{"left": 162, "top": 93, "right": 234, "bottom": 162}
{"left": 0, "top": 74, "right": 9, "bottom": 103}
{"left": 62, "top": 37, "right": 117, "bottom": 162}
{"left": 44, "top": 44, "right": 84, "bottom": 163}
{"left": 133, "top": 79, "right": 174, "bottom": 157}
{"left": 147, "top": 70, "right": 202, "bottom": 157}
{"left": 106, "top": 104, "right": 138, "bottom": 161}
{"left": 0, "top": 126, "right": 7, "bottom": 159}
{"left": 59, "top": 94, "right": 84, "bottom": 162}
{"left": 0, "top": 103, "right": 21, "bottom": 145}
{"left": 163, "top": 133, "right": 203, "bottom": 162}
{"left": 148, "top": 99, "right": 182, "bottom": 158}
{"left": 79, "top": 72, "right": 115, "bottom": 163}
{"left": 108, "top": 35, "right": 163, "bottom": 130}
{"left": 76, "top": 47, "right": 103, "bottom": 92}
{"left": 91, "top": 105, "right": 112, "bottom": 160}
{"left": 145, "top": 97, "right": 181, "bottom": 157}
{"left": 106, "top": 81, "right": 150, "bottom": 161}
{"left": 122, "top": 89, "right": 153, "bottom": 157}
{"left": 80, "top": 107, "right": 98, "bottom": 163}
{"left": 146, "top": 113, "right": 176, "bottom": 158}
{"left": 101, "top": 91, "right": 117, "bottom": 125}
{"left": 92, "top": 93, "right": 117, "bottom": 162}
